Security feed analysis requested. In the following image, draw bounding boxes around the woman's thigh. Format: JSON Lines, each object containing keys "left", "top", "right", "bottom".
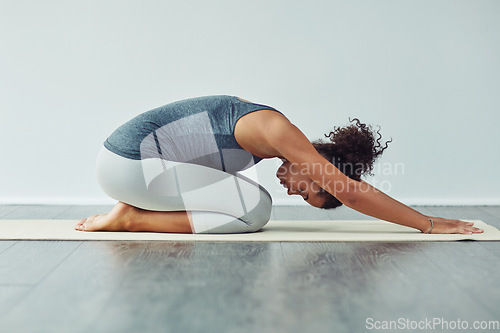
{"left": 95, "top": 146, "right": 272, "bottom": 221}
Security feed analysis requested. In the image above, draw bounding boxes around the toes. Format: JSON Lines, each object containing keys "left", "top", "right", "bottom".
{"left": 83, "top": 216, "right": 96, "bottom": 230}
{"left": 75, "top": 218, "right": 86, "bottom": 231}
{"left": 75, "top": 216, "right": 97, "bottom": 232}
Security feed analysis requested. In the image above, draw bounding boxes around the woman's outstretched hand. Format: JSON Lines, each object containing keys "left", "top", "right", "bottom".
{"left": 425, "top": 216, "right": 484, "bottom": 234}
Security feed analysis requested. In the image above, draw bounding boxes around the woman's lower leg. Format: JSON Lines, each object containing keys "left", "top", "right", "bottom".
{"left": 75, "top": 202, "right": 193, "bottom": 234}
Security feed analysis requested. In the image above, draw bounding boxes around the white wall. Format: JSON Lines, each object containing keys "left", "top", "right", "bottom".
{"left": 1, "top": 0, "right": 499, "bottom": 205}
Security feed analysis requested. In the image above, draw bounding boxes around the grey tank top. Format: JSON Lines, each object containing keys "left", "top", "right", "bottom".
{"left": 103, "top": 95, "right": 280, "bottom": 173}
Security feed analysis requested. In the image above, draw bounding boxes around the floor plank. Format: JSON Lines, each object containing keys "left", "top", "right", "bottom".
{"left": 0, "top": 205, "right": 22, "bottom": 218}
{"left": 417, "top": 241, "right": 500, "bottom": 318}
{"left": 0, "top": 241, "right": 81, "bottom": 285}
{"left": 86, "top": 242, "right": 293, "bottom": 333}
{"left": 0, "top": 205, "right": 499, "bottom": 333}
{"left": 478, "top": 206, "right": 500, "bottom": 228}
{"left": 0, "top": 286, "right": 33, "bottom": 318}
{"left": 2, "top": 205, "right": 73, "bottom": 219}
{"left": 273, "top": 205, "right": 331, "bottom": 220}
{"left": 53, "top": 205, "right": 115, "bottom": 219}
{"left": 0, "top": 241, "right": 17, "bottom": 254}
{"left": 473, "top": 207, "right": 500, "bottom": 257}
{"left": 327, "top": 205, "right": 376, "bottom": 220}
{"left": 0, "top": 241, "right": 145, "bottom": 332}
{"left": 480, "top": 206, "right": 500, "bottom": 217}
{"left": 280, "top": 242, "right": 491, "bottom": 330}
{"left": 269, "top": 206, "right": 277, "bottom": 220}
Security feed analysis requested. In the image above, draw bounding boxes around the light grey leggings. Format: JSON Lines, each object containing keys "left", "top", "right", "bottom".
{"left": 96, "top": 146, "right": 272, "bottom": 233}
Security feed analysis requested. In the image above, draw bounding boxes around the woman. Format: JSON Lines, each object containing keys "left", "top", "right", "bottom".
{"left": 76, "top": 95, "right": 483, "bottom": 235}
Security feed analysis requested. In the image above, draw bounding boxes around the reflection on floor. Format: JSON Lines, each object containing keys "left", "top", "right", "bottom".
{"left": 0, "top": 205, "right": 499, "bottom": 333}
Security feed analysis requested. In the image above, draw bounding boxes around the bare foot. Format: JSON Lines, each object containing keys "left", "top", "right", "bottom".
{"left": 75, "top": 202, "right": 140, "bottom": 232}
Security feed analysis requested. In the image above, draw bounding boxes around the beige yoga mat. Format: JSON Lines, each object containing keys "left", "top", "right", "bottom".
{"left": 0, "top": 219, "right": 498, "bottom": 241}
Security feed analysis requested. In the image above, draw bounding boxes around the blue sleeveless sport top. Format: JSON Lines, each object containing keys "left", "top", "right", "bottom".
{"left": 103, "top": 95, "right": 281, "bottom": 173}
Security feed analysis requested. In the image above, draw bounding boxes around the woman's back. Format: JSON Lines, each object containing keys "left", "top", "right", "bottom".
{"left": 103, "top": 95, "right": 279, "bottom": 173}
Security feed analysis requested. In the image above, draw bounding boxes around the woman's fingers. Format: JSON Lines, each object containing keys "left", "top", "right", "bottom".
{"left": 430, "top": 217, "right": 484, "bottom": 234}
{"left": 466, "top": 226, "right": 484, "bottom": 234}
{"left": 458, "top": 221, "right": 484, "bottom": 235}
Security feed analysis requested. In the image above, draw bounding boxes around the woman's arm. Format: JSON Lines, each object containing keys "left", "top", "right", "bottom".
{"left": 279, "top": 123, "right": 482, "bottom": 234}
{"left": 269, "top": 123, "right": 433, "bottom": 231}
{"left": 343, "top": 180, "right": 483, "bottom": 234}
{"left": 236, "top": 111, "right": 483, "bottom": 234}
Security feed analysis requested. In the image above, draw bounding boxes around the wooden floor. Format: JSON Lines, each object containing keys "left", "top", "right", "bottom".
{"left": 0, "top": 205, "right": 499, "bottom": 333}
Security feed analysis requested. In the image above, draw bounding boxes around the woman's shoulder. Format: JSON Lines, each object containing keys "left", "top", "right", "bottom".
{"left": 234, "top": 109, "right": 296, "bottom": 158}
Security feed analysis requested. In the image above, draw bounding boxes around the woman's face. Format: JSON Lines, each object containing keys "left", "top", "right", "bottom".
{"left": 276, "top": 160, "right": 325, "bottom": 208}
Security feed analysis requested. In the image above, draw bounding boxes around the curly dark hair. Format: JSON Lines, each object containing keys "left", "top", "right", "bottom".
{"left": 312, "top": 118, "right": 392, "bottom": 209}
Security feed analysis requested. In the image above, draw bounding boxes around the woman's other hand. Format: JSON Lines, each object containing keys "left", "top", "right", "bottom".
{"left": 425, "top": 217, "right": 484, "bottom": 234}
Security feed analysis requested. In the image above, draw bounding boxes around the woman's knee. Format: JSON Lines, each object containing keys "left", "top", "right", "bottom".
{"left": 240, "top": 191, "right": 272, "bottom": 232}
{"left": 191, "top": 195, "right": 271, "bottom": 234}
